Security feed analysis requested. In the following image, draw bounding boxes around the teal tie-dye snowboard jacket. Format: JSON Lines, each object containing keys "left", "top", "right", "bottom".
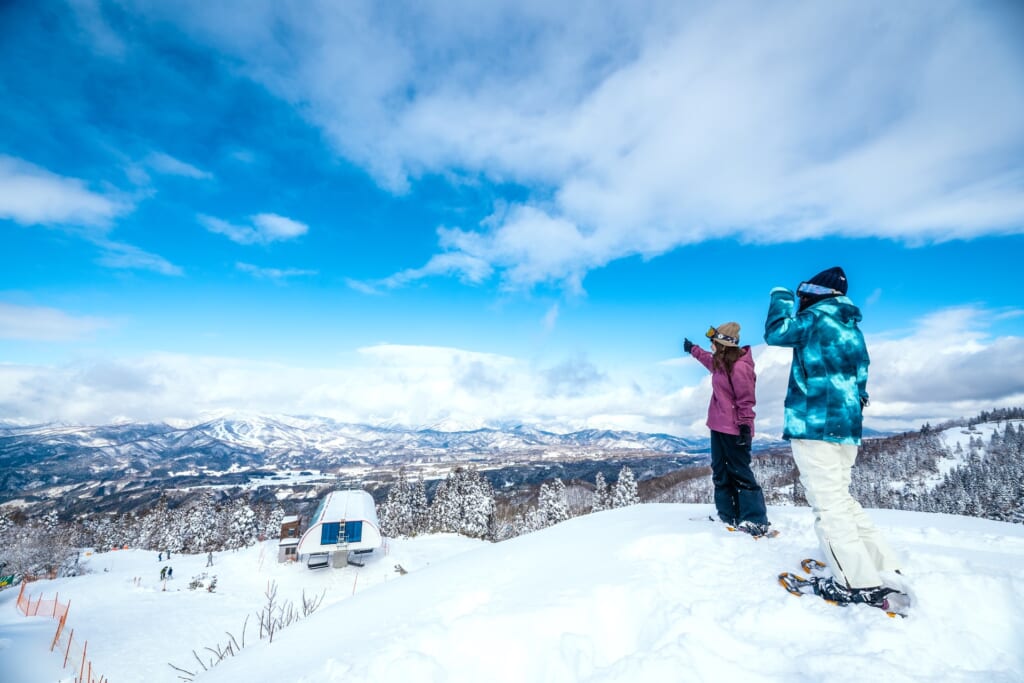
{"left": 763, "top": 288, "right": 869, "bottom": 445}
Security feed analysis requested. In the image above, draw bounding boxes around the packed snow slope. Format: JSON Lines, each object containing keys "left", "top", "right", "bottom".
{"left": 4, "top": 505, "right": 1024, "bottom": 683}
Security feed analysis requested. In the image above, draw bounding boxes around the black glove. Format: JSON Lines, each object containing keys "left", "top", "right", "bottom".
{"left": 736, "top": 424, "right": 751, "bottom": 447}
{"left": 683, "top": 338, "right": 694, "bottom": 353}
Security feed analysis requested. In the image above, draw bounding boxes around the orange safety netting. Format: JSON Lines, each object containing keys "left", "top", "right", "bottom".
{"left": 15, "top": 582, "right": 108, "bottom": 683}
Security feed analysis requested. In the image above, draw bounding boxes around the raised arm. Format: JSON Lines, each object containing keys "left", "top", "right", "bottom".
{"left": 689, "top": 344, "right": 714, "bottom": 372}
{"left": 763, "top": 287, "right": 812, "bottom": 347}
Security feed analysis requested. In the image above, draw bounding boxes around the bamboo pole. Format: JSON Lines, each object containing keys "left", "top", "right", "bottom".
{"left": 63, "top": 629, "right": 73, "bottom": 668}
{"left": 50, "top": 612, "right": 65, "bottom": 651}
{"left": 79, "top": 641, "right": 87, "bottom": 683}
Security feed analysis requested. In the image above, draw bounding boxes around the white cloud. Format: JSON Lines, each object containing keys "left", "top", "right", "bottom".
{"left": 0, "top": 303, "right": 110, "bottom": 341}
{"left": 542, "top": 303, "right": 559, "bottom": 333}
{"left": 236, "top": 262, "right": 317, "bottom": 280}
{"left": 131, "top": 0, "right": 1024, "bottom": 291}
{"left": 3, "top": 305, "right": 1021, "bottom": 432}
{"left": 0, "top": 157, "right": 184, "bottom": 275}
{"left": 200, "top": 213, "right": 309, "bottom": 245}
{"left": 95, "top": 240, "right": 184, "bottom": 276}
{"left": 67, "top": 0, "right": 127, "bottom": 58}
{"left": 146, "top": 152, "right": 213, "bottom": 180}
{"left": 0, "top": 155, "right": 127, "bottom": 227}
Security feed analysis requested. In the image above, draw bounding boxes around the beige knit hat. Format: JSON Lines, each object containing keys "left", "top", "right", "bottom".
{"left": 707, "top": 322, "right": 740, "bottom": 347}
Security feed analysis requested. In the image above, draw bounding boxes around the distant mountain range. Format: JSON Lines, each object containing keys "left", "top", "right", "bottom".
{"left": 0, "top": 416, "right": 740, "bottom": 509}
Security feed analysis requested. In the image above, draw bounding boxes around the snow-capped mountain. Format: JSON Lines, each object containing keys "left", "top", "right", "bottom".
{"left": 0, "top": 415, "right": 722, "bottom": 516}
{"left": 0, "top": 414, "right": 708, "bottom": 465}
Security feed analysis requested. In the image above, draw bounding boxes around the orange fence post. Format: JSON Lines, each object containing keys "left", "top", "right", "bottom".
{"left": 63, "top": 629, "right": 74, "bottom": 669}
{"left": 79, "top": 641, "right": 87, "bottom": 683}
{"left": 51, "top": 612, "right": 64, "bottom": 651}
{"left": 53, "top": 592, "right": 58, "bottom": 617}
{"left": 16, "top": 582, "right": 26, "bottom": 612}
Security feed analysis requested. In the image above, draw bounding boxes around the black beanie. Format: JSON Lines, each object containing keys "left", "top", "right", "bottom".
{"left": 807, "top": 266, "right": 848, "bottom": 295}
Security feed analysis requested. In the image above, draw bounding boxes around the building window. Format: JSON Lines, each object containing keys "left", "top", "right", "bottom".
{"left": 321, "top": 522, "right": 341, "bottom": 545}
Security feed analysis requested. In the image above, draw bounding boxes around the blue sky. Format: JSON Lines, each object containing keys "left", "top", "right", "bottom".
{"left": 1, "top": 0, "right": 1023, "bottom": 434}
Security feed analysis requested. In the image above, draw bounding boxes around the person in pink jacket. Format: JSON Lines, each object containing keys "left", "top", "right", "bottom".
{"left": 684, "top": 322, "right": 771, "bottom": 536}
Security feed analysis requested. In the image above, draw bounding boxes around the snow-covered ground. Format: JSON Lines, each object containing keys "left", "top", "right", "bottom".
{"left": 2, "top": 505, "right": 1023, "bottom": 682}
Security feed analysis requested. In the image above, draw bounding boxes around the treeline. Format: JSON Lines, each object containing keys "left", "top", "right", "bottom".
{"left": 379, "top": 465, "right": 641, "bottom": 541}
{"left": 651, "top": 413, "right": 1024, "bottom": 525}
{"left": 0, "top": 491, "right": 284, "bottom": 580}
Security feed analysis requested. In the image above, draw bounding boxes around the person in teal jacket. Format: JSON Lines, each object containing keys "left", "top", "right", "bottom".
{"left": 765, "top": 266, "right": 907, "bottom": 611}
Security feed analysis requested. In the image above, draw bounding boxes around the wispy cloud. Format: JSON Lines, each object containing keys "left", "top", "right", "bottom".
{"left": 236, "top": 262, "right": 317, "bottom": 280}
{"left": 0, "top": 302, "right": 110, "bottom": 341}
{"left": 542, "top": 303, "right": 559, "bottom": 333}
{"left": 146, "top": 152, "right": 213, "bottom": 180}
{"left": 95, "top": 240, "right": 184, "bottom": 276}
{"left": 347, "top": 249, "right": 492, "bottom": 293}
{"left": 200, "top": 213, "right": 309, "bottom": 245}
{"left": 142, "top": 1, "right": 1024, "bottom": 291}
{"left": 67, "top": 0, "right": 127, "bottom": 58}
{"left": 0, "top": 155, "right": 127, "bottom": 227}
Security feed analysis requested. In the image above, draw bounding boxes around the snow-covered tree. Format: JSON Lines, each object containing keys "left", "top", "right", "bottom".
{"left": 0, "top": 510, "right": 77, "bottom": 579}
{"left": 381, "top": 469, "right": 431, "bottom": 538}
{"left": 611, "top": 466, "right": 640, "bottom": 508}
{"left": 380, "top": 468, "right": 414, "bottom": 537}
{"left": 591, "top": 472, "right": 612, "bottom": 513}
{"left": 429, "top": 467, "right": 495, "bottom": 539}
{"left": 537, "top": 479, "right": 569, "bottom": 527}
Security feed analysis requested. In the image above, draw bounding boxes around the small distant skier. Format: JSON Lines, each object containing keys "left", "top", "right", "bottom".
{"left": 683, "top": 321, "right": 771, "bottom": 536}
{"left": 160, "top": 566, "right": 167, "bottom": 580}
{"left": 206, "top": 552, "right": 214, "bottom": 567}
{"left": 167, "top": 566, "right": 173, "bottom": 579}
{"left": 764, "top": 266, "right": 908, "bottom": 610}
{"left": 158, "top": 552, "right": 163, "bottom": 561}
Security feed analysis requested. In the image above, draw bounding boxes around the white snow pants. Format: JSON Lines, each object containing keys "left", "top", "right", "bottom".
{"left": 790, "top": 439, "right": 902, "bottom": 588}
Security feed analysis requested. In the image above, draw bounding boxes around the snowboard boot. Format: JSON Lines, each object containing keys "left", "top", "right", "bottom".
{"left": 736, "top": 520, "right": 771, "bottom": 538}
{"left": 812, "top": 576, "right": 910, "bottom": 613}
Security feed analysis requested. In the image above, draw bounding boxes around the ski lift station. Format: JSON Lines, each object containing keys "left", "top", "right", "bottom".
{"left": 297, "top": 489, "right": 382, "bottom": 569}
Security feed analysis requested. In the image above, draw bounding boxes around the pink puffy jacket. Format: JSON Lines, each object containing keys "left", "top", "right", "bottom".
{"left": 689, "top": 344, "right": 756, "bottom": 437}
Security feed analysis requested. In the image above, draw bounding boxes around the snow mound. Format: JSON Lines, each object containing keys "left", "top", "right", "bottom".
{"left": 2, "top": 505, "right": 1023, "bottom": 683}
{"left": 207, "top": 506, "right": 1024, "bottom": 683}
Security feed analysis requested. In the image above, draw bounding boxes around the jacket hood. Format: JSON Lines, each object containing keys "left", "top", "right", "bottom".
{"left": 808, "top": 296, "right": 862, "bottom": 325}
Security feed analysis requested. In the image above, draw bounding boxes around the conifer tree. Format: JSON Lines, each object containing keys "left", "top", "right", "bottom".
{"left": 611, "top": 466, "right": 641, "bottom": 507}
{"left": 537, "top": 479, "right": 569, "bottom": 527}
{"left": 429, "top": 467, "right": 495, "bottom": 539}
{"left": 380, "top": 468, "right": 415, "bottom": 538}
{"left": 592, "top": 472, "right": 611, "bottom": 513}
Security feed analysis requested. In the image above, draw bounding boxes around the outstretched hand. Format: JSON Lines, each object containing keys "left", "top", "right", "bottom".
{"left": 683, "top": 338, "right": 694, "bottom": 353}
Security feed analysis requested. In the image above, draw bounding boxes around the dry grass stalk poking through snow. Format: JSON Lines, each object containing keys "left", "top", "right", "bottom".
{"left": 167, "top": 579, "right": 325, "bottom": 682}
